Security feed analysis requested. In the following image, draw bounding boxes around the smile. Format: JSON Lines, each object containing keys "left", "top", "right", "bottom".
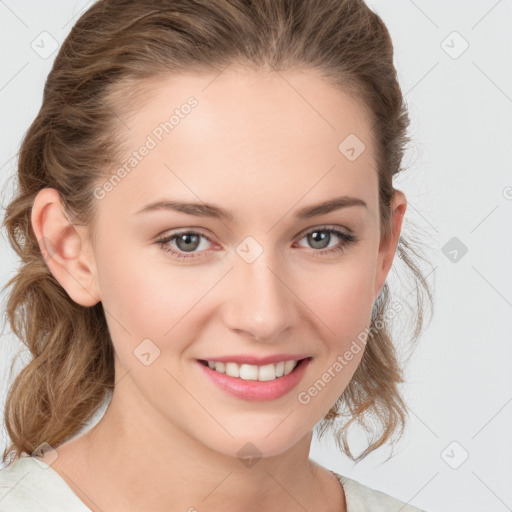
{"left": 199, "top": 359, "right": 306, "bottom": 381}
{"left": 196, "top": 357, "right": 312, "bottom": 401}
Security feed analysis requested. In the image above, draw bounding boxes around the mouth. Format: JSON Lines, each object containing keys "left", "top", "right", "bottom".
{"left": 196, "top": 356, "right": 313, "bottom": 401}
{"left": 197, "top": 357, "right": 312, "bottom": 381}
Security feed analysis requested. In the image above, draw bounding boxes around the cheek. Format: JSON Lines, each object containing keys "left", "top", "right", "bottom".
{"left": 94, "top": 236, "right": 182, "bottom": 324}
{"left": 296, "top": 253, "right": 376, "bottom": 392}
{"left": 92, "top": 237, "right": 166, "bottom": 350}
{"left": 94, "top": 241, "right": 218, "bottom": 363}
{"left": 292, "top": 266, "right": 375, "bottom": 419}
{"left": 299, "top": 255, "right": 376, "bottom": 336}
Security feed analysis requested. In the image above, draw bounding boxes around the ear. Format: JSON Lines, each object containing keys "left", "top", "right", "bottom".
{"left": 373, "top": 189, "right": 407, "bottom": 300}
{"left": 31, "top": 188, "right": 100, "bottom": 306}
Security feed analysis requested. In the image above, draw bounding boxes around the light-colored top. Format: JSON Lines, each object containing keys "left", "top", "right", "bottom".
{"left": 0, "top": 456, "right": 427, "bottom": 511}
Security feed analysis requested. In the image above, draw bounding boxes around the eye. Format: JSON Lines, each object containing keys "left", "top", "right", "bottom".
{"left": 155, "top": 225, "right": 358, "bottom": 261}
{"left": 155, "top": 230, "right": 216, "bottom": 260}
{"left": 293, "top": 226, "right": 358, "bottom": 257}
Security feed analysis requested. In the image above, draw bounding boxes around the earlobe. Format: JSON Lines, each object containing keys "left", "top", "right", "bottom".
{"left": 373, "top": 189, "right": 407, "bottom": 300}
{"left": 31, "top": 188, "right": 100, "bottom": 307}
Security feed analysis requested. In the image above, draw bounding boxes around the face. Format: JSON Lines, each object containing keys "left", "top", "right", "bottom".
{"left": 56, "top": 67, "right": 404, "bottom": 459}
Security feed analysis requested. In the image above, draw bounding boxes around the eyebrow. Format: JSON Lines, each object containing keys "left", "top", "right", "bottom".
{"left": 134, "top": 195, "right": 367, "bottom": 222}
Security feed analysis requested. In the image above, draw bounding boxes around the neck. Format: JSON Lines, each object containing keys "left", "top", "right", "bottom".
{"left": 50, "top": 382, "right": 344, "bottom": 512}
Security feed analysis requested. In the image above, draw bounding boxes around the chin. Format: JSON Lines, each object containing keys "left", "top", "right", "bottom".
{"left": 200, "top": 427, "right": 310, "bottom": 463}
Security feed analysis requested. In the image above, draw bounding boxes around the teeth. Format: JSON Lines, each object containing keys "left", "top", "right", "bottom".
{"left": 206, "top": 359, "right": 300, "bottom": 381}
{"left": 225, "top": 362, "right": 240, "bottom": 377}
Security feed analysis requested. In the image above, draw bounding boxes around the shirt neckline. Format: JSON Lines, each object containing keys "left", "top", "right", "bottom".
{"left": 13, "top": 456, "right": 94, "bottom": 511}
{"left": 12, "top": 456, "right": 353, "bottom": 512}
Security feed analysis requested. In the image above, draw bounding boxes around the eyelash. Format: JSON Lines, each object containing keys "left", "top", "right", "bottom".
{"left": 155, "top": 225, "right": 358, "bottom": 261}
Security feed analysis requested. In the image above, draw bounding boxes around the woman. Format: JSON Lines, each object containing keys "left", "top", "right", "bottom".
{"left": 0, "top": 0, "right": 433, "bottom": 510}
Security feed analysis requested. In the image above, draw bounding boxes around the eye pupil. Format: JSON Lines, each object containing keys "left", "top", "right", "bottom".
{"left": 308, "top": 231, "right": 330, "bottom": 249}
{"left": 176, "top": 233, "right": 200, "bottom": 252}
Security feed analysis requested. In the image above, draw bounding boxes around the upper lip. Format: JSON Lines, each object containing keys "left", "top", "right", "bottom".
{"left": 198, "top": 354, "right": 311, "bottom": 365}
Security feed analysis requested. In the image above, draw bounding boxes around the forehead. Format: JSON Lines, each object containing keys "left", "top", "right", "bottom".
{"left": 100, "top": 66, "right": 378, "bottom": 223}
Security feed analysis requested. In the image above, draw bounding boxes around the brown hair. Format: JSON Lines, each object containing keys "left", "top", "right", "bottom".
{"left": 1, "top": 0, "right": 433, "bottom": 465}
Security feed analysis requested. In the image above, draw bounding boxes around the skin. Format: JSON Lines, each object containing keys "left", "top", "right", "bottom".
{"left": 31, "top": 66, "right": 406, "bottom": 512}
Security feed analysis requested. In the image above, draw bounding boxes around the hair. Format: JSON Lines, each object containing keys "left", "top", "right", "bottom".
{"left": 1, "top": 0, "right": 433, "bottom": 465}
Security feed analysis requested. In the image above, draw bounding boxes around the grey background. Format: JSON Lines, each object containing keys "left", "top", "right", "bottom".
{"left": 1, "top": 1, "right": 511, "bottom": 511}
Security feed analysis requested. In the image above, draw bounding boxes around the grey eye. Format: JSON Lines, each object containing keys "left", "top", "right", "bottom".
{"left": 306, "top": 230, "right": 332, "bottom": 249}
{"left": 175, "top": 233, "right": 202, "bottom": 252}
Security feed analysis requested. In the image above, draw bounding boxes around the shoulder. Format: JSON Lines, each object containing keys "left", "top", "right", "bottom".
{"left": 0, "top": 456, "right": 89, "bottom": 512}
{"left": 331, "top": 471, "right": 428, "bottom": 512}
{"left": 0, "top": 456, "right": 51, "bottom": 511}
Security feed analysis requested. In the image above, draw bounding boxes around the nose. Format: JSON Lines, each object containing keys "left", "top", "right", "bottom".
{"left": 222, "top": 251, "right": 299, "bottom": 343}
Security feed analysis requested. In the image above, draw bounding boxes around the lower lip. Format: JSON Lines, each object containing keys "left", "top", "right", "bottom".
{"left": 196, "top": 358, "right": 311, "bottom": 401}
